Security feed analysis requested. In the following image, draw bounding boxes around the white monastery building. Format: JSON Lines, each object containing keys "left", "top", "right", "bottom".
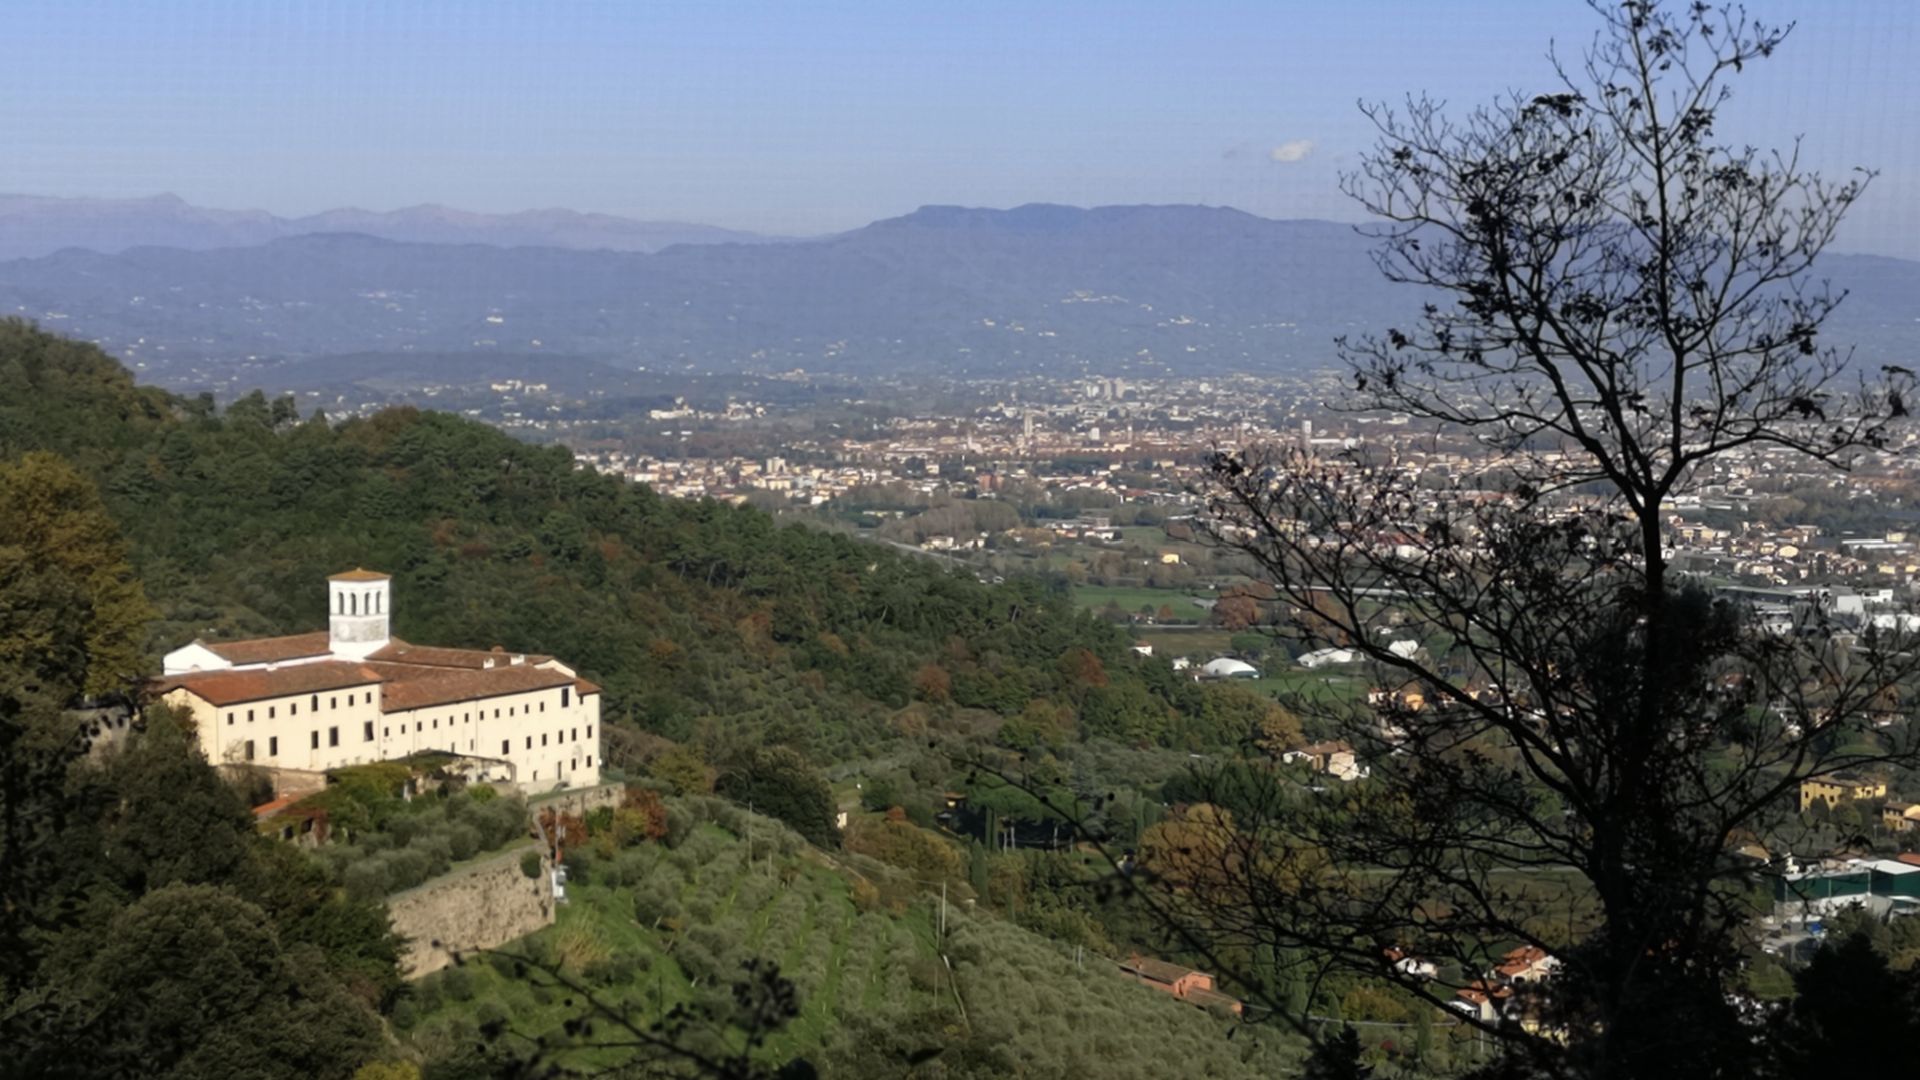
{"left": 156, "top": 569, "right": 601, "bottom": 791}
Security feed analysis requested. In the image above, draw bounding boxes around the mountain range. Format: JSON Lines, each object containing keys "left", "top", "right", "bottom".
{"left": 2, "top": 197, "right": 1915, "bottom": 382}
{"left": 0, "top": 193, "right": 771, "bottom": 260}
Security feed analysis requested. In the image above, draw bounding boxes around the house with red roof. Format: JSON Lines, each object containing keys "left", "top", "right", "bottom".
{"left": 1118, "top": 954, "right": 1244, "bottom": 1015}
{"left": 155, "top": 570, "right": 601, "bottom": 795}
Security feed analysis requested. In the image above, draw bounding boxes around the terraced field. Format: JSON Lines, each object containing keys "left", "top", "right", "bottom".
{"left": 398, "top": 808, "right": 1308, "bottom": 1078}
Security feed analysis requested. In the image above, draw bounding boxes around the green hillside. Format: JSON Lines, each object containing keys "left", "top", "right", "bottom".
{"left": 402, "top": 799, "right": 1305, "bottom": 1079}
{"left": 0, "top": 318, "right": 1285, "bottom": 769}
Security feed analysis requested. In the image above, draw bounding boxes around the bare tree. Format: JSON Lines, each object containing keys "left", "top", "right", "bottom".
{"left": 1127, "top": 3, "right": 1918, "bottom": 1078}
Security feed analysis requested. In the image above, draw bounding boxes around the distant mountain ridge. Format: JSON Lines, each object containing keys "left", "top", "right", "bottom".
{"left": 0, "top": 192, "right": 773, "bottom": 259}
{"left": 1, "top": 201, "right": 1915, "bottom": 381}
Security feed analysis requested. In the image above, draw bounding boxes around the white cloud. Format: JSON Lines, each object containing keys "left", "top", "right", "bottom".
{"left": 1269, "top": 139, "right": 1316, "bottom": 164}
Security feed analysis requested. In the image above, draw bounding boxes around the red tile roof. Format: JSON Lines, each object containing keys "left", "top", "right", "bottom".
{"left": 1120, "top": 954, "right": 1202, "bottom": 986}
{"left": 203, "top": 631, "right": 333, "bottom": 666}
{"left": 367, "top": 662, "right": 579, "bottom": 713}
{"left": 367, "top": 641, "right": 553, "bottom": 670}
{"left": 328, "top": 568, "right": 391, "bottom": 582}
{"left": 1495, "top": 946, "right": 1554, "bottom": 978}
{"left": 1456, "top": 979, "right": 1514, "bottom": 1006}
{"left": 156, "top": 661, "right": 383, "bottom": 707}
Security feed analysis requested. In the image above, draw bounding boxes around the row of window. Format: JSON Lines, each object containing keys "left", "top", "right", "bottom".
{"left": 225, "top": 692, "right": 367, "bottom": 726}
{"left": 531, "top": 756, "right": 592, "bottom": 782}
{"left": 224, "top": 682, "right": 593, "bottom": 731}
{"left": 239, "top": 736, "right": 596, "bottom": 777}
{"left": 498, "top": 727, "right": 591, "bottom": 755}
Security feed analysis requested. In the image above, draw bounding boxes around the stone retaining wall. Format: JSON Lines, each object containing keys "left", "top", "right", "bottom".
{"left": 387, "top": 844, "right": 554, "bottom": 978}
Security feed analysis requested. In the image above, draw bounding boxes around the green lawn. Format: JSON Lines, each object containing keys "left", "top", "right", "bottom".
{"left": 1072, "top": 584, "right": 1210, "bottom": 619}
{"left": 1245, "top": 670, "right": 1369, "bottom": 706}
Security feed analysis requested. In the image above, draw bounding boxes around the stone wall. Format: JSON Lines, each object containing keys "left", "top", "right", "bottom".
{"left": 388, "top": 844, "right": 555, "bottom": 978}
{"left": 529, "top": 781, "right": 625, "bottom": 820}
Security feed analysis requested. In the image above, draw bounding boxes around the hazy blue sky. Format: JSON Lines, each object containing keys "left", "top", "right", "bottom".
{"left": 5, "top": 0, "right": 1916, "bottom": 254}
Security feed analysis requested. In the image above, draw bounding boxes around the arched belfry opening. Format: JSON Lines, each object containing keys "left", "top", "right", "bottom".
{"left": 327, "top": 568, "right": 392, "bottom": 660}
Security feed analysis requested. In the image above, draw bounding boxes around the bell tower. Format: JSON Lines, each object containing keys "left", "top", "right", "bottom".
{"left": 328, "top": 568, "right": 392, "bottom": 660}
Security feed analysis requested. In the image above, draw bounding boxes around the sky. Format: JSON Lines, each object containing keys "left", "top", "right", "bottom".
{"left": 4, "top": 0, "right": 1917, "bottom": 256}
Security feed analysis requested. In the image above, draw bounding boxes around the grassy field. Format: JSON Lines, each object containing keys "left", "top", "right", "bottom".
{"left": 1073, "top": 584, "right": 1210, "bottom": 619}
{"left": 1245, "top": 670, "right": 1370, "bottom": 706}
{"left": 1135, "top": 627, "right": 1237, "bottom": 658}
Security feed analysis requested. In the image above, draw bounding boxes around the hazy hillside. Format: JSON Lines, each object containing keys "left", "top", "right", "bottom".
{"left": 3, "top": 201, "right": 1914, "bottom": 382}
{"left": 0, "top": 193, "right": 771, "bottom": 260}
{"left": 0, "top": 204, "right": 1396, "bottom": 377}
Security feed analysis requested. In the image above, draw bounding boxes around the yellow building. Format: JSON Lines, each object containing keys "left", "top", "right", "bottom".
{"left": 1884, "top": 802, "right": 1920, "bottom": 832}
{"left": 1799, "top": 774, "right": 1888, "bottom": 813}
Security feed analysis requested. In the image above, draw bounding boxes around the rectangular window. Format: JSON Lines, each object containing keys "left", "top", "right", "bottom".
{"left": 363, "top": 721, "right": 374, "bottom": 742}
{"left": 244, "top": 740, "right": 255, "bottom": 761}
{"left": 562, "top": 688, "right": 571, "bottom": 709}
{"left": 310, "top": 730, "right": 319, "bottom": 749}
{"left": 525, "top": 736, "right": 532, "bottom": 749}
{"left": 432, "top": 718, "right": 438, "bottom": 729}
{"left": 586, "top": 755, "right": 593, "bottom": 767}
{"left": 383, "top": 726, "right": 389, "bottom": 737}
{"left": 328, "top": 726, "right": 339, "bottom": 748}
{"left": 416, "top": 722, "right": 423, "bottom": 733}
{"left": 586, "top": 725, "right": 592, "bottom": 739}
{"left": 571, "top": 728, "right": 578, "bottom": 742}
{"left": 539, "top": 702, "right": 546, "bottom": 713}
{"left": 268, "top": 705, "right": 276, "bottom": 719}
{"left": 247, "top": 708, "right": 255, "bottom": 723}
{"left": 541, "top": 733, "right": 548, "bottom": 746}
{"left": 311, "top": 695, "right": 319, "bottom": 711}
{"left": 532, "top": 770, "right": 538, "bottom": 781}
{"left": 269, "top": 736, "right": 278, "bottom": 756}
{"left": 494, "top": 709, "right": 500, "bottom": 719}
{"left": 290, "top": 702, "right": 297, "bottom": 716}
{"left": 227, "top": 712, "right": 235, "bottom": 726}
{"left": 330, "top": 696, "right": 338, "bottom": 709}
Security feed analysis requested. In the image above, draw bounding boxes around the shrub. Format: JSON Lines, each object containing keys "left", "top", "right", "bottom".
{"left": 662, "top": 805, "right": 694, "bottom": 849}
{"left": 563, "top": 848, "right": 593, "bottom": 886}
{"left": 383, "top": 847, "right": 433, "bottom": 892}
{"left": 584, "top": 806, "right": 614, "bottom": 835}
{"left": 444, "top": 822, "right": 480, "bottom": 862}
{"left": 410, "top": 978, "right": 444, "bottom": 1017}
{"left": 632, "top": 881, "right": 683, "bottom": 927}
{"left": 415, "top": 833, "right": 454, "bottom": 878}
{"left": 520, "top": 850, "right": 543, "bottom": 879}
{"left": 606, "top": 849, "right": 652, "bottom": 887}
{"left": 584, "top": 950, "right": 646, "bottom": 987}
{"left": 673, "top": 938, "right": 722, "bottom": 984}
{"left": 437, "top": 966, "right": 475, "bottom": 1003}
{"left": 473, "top": 997, "right": 510, "bottom": 1032}
{"left": 344, "top": 859, "right": 390, "bottom": 903}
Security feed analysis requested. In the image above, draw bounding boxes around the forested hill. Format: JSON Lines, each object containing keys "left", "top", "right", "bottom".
{"left": 0, "top": 319, "right": 1268, "bottom": 766}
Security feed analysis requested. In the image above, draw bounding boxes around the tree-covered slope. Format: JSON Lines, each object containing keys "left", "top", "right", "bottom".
{"left": 0, "top": 319, "right": 1275, "bottom": 767}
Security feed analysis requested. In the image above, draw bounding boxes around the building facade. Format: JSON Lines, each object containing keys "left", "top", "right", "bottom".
{"left": 1798, "top": 774, "right": 1888, "bottom": 813}
{"left": 156, "top": 570, "right": 601, "bottom": 792}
